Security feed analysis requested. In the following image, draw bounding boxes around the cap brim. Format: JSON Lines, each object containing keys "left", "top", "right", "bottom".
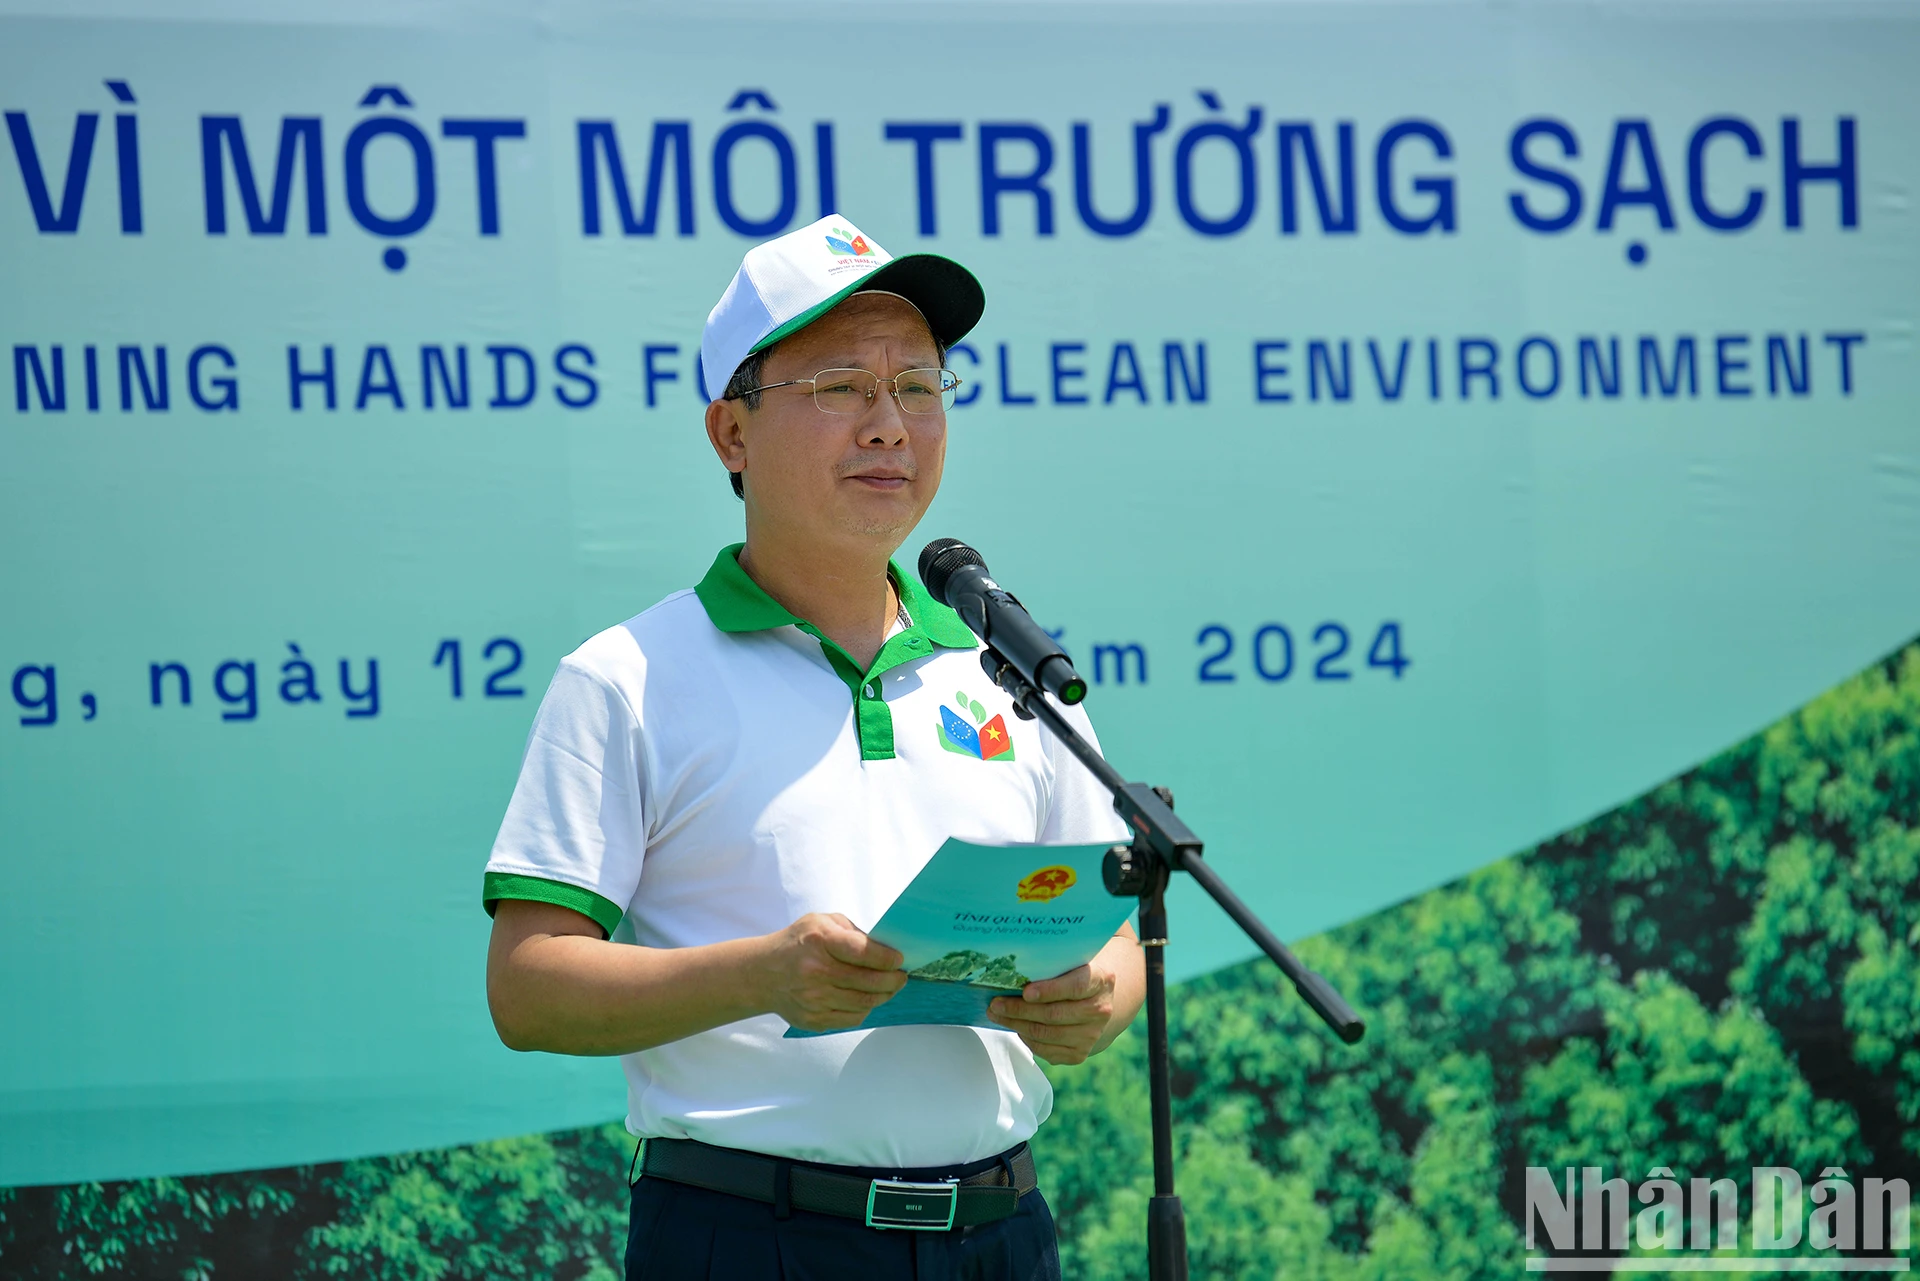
{"left": 749, "top": 253, "right": 986, "bottom": 357}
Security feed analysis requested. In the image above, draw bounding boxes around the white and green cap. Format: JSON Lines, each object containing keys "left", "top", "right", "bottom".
{"left": 701, "top": 214, "right": 986, "bottom": 401}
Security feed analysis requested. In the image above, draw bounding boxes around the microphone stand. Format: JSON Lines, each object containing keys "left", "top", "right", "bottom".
{"left": 978, "top": 647, "right": 1366, "bottom": 1281}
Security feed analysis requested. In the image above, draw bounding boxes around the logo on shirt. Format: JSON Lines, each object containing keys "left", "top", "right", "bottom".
{"left": 938, "top": 690, "right": 1014, "bottom": 761}
{"left": 1017, "top": 865, "right": 1077, "bottom": 902}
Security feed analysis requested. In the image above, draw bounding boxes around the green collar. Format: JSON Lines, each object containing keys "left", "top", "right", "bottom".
{"left": 693, "top": 543, "right": 975, "bottom": 648}
{"left": 694, "top": 543, "right": 975, "bottom": 762}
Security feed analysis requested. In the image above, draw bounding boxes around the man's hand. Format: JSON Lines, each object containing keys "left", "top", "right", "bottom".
{"left": 986, "top": 959, "right": 1120, "bottom": 1066}
{"left": 757, "top": 913, "right": 907, "bottom": 1032}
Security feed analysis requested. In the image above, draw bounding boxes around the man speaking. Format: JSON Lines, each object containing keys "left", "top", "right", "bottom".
{"left": 482, "top": 216, "right": 1143, "bottom": 1279}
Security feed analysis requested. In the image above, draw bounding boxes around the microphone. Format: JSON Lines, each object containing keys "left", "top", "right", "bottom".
{"left": 918, "top": 539, "right": 1088, "bottom": 705}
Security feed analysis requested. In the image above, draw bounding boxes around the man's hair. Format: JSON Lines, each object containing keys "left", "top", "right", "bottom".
{"left": 719, "top": 335, "right": 948, "bottom": 501}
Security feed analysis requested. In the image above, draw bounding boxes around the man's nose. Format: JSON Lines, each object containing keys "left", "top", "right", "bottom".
{"left": 860, "top": 391, "right": 909, "bottom": 447}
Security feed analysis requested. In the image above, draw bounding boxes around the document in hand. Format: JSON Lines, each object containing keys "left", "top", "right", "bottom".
{"left": 784, "top": 837, "right": 1137, "bottom": 1037}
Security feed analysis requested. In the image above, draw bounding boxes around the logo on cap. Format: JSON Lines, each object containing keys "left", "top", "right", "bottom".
{"left": 825, "top": 227, "right": 874, "bottom": 258}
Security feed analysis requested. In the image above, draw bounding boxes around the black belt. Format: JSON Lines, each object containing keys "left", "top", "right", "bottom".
{"left": 633, "top": 1137, "right": 1037, "bottom": 1231}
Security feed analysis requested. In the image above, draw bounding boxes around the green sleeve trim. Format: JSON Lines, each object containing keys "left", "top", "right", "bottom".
{"left": 483, "top": 872, "right": 624, "bottom": 938}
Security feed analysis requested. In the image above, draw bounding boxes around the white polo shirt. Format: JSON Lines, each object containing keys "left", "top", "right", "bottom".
{"left": 483, "top": 545, "right": 1129, "bottom": 1168}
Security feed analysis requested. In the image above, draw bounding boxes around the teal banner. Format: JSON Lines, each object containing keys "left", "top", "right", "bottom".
{"left": 3, "top": 0, "right": 1916, "bottom": 1188}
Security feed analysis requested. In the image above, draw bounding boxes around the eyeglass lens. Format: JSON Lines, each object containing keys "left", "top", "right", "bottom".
{"left": 811, "top": 369, "right": 958, "bottom": 415}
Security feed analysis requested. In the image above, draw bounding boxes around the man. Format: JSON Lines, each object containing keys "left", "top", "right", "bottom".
{"left": 483, "top": 215, "right": 1143, "bottom": 1280}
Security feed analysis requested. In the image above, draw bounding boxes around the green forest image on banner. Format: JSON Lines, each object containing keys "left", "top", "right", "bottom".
{"left": 3, "top": 640, "right": 1914, "bottom": 1278}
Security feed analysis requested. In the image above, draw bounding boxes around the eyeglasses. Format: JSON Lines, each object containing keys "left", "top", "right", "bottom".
{"left": 729, "top": 367, "right": 962, "bottom": 416}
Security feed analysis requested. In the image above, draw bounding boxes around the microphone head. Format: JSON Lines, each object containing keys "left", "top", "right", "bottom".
{"left": 918, "top": 538, "right": 986, "bottom": 607}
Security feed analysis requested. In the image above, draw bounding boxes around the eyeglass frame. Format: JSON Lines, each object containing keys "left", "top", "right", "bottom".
{"left": 724, "top": 366, "right": 964, "bottom": 416}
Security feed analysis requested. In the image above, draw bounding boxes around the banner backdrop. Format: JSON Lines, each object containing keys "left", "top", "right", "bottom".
{"left": 2, "top": 0, "right": 1916, "bottom": 1189}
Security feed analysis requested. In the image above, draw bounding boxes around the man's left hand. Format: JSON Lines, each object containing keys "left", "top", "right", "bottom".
{"left": 986, "top": 961, "right": 1118, "bottom": 1066}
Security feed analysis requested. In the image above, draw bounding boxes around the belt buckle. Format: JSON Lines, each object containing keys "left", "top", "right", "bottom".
{"left": 865, "top": 1178, "right": 959, "bottom": 1231}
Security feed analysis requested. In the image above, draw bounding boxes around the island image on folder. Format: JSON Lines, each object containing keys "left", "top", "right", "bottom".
{"left": 785, "top": 837, "right": 1137, "bottom": 1037}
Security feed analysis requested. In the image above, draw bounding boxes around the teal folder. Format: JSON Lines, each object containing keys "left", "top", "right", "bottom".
{"left": 785, "top": 837, "right": 1136, "bottom": 1037}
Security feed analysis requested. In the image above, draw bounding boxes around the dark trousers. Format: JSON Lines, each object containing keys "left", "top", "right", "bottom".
{"left": 624, "top": 1153, "right": 1062, "bottom": 1281}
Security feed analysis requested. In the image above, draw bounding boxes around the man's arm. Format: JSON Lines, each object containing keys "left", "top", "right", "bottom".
{"left": 485, "top": 900, "right": 907, "bottom": 1055}
{"left": 985, "top": 922, "right": 1146, "bottom": 1066}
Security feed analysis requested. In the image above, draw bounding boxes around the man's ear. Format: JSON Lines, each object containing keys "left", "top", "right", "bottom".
{"left": 705, "top": 398, "right": 747, "bottom": 478}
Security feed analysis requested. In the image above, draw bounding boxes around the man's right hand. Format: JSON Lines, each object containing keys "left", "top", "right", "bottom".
{"left": 756, "top": 913, "right": 906, "bottom": 1032}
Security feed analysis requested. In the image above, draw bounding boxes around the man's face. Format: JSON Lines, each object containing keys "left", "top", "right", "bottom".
{"left": 708, "top": 292, "right": 946, "bottom": 554}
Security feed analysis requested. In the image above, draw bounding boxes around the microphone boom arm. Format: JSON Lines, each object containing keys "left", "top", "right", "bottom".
{"left": 978, "top": 646, "right": 1365, "bottom": 1042}
{"left": 979, "top": 642, "right": 1363, "bottom": 1281}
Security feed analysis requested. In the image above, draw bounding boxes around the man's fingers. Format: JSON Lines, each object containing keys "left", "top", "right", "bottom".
{"left": 773, "top": 915, "right": 909, "bottom": 1031}
{"left": 990, "top": 995, "right": 1105, "bottom": 1027}
{"left": 819, "top": 959, "right": 907, "bottom": 994}
{"left": 991, "top": 1018, "right": 1098, "bottom": 1063}
{"left": 823, "top": 927, "right": 905, "bottom": 972}
{"left": 802, "top": 982, "right": 900, "bottom": 1021}
{"left": 1020, "top": 964, "right": 1102, "bottom": 1003}
{"left": 1017, "top": 1029, "right": 1094, "bottom": 1053}
{"left": 1029, "top": 1042, "right": 1093, "bottom": 1066}
{"left": 831, "top": 986, "right": 897, "bottom": 1013}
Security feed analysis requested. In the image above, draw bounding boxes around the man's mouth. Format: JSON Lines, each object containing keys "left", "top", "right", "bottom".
{"left": 844, "top": 468, "right": 912, "bottom": 490}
